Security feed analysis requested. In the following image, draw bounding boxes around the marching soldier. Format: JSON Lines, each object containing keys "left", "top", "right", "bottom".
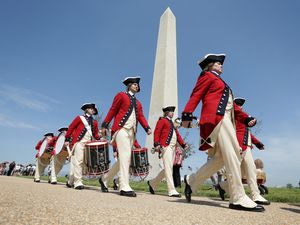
{"left": 147, "top": 106, "right": 188, "bottom": 197}
{"left": 48, "top": 127, "right": 69, "bottom": 184}
{"left": 101, "top": 76, "right": 151, "bottom": 197}
{"left": 218, "top": 98, "right": 270, "bottom": 205}
{"left": 181, "top": 54, "right": 264, "bottom": 212}
{"left": 34, "top": 132, "right": 55, "bottom": 182}
{"left": 65, "top": 103, "right": 100, "bottom": 190}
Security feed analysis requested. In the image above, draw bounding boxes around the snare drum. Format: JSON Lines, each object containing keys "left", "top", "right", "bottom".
{"left": 84, "top": 140, "right": 110, "bottom": 176}
{"left": 130, "top": 148, "right": 149, "bottom": 178}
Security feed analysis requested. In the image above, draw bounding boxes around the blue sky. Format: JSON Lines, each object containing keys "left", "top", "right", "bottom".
{"left": 0, "top": 1, "right": 299, "bottom": 187}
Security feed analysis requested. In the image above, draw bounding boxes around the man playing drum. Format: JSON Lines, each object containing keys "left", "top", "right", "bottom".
{"left": 48, "top": 127, "right": 69, "bottom": 184}
{"left": 101, "top": 76, "right": 152, "bottom": 197}
{"left": 34, "top": 132, "right": 55, "bottom": 182}
{"left": 147, "top": 106, "right": 188, "bottom": 197}
{"left": 65, "top": 103, "right": 100, "bottom": 190}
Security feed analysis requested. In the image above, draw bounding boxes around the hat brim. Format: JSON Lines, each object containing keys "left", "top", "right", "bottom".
{"left": 81, "top": 103, "right": 96, "bottom": 111}
{"left": 162, "top": 106, "right": 176, "bottom": 112}
{"left": 58, "top": 127, "right": 68, "bottom": 132}
{"left": 44, "top": 133, "right": 54, "bottom": 137}
{"left": 198, "top": 54, "right": 226, "bottom": 70}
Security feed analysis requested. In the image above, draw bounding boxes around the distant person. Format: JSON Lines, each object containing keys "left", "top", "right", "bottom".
{"left": 254, "top": 158, "right": 269, "bottom": 195}
{"left": 172, "top": 118, "right": 185, "bottom": 189}
{"left": 7, "top": 161, "right": 16, "bottom": 176}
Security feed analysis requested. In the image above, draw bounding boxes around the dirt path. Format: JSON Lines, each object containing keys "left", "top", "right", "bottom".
{"left": 0, "top": 176, "right": 299, "bottom": 225}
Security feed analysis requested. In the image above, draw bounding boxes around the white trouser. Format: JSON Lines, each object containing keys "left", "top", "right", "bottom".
{"left": 149, "top": 145, "right": 178, "bottom": 195}
{"left": 68, "top": 142, "right": 85, "bottom": 188}
{"left": 102, "top": 160, "right": 119, "bottom": 188}
{"left": 115, "top": 128, "right": 134, "bottom": 192}
{"left": 49, "top": 154, "right": 67, "bottom": 183}
{"left": 187, "top": 111, "right": 257, "bottom": 208}
{"left": 34, "top": 157, "right": 50, "bottom": 180}
{"left": 220, "top": 147, "right": 267, "bottom": 202}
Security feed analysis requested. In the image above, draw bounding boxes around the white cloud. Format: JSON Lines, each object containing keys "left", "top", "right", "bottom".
{"left": 0, "top": 84, "right": 61, "bottom": 112}
{"left": 0, "top": 113, "right": 38, "bottom": 129}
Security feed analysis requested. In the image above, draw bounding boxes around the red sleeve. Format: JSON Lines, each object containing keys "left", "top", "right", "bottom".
{"left": 183, "top": 74, "right": 212, "bottom": 113}
{"left": 134, "top": 139, "right": 141, "bottom": 148}
{"left": 251, "top": 134, "right": 261, "bottom": 145}
{"left": 102, "top": 93, "right": 123, "bottom": 128}
{"left": 35, "top": 140, "right": 43, "bottom": 150}
{"left": 154, "top": 119, "right": 164, "bottom": 147}
{"left": 175, "top": 129, "right": 185, "bottom": 147}
{"left": 65, "top": 116, "right": 81, "bottom": 140}
{"left": 137, "top": 101, "right": 150, "bottom": 132}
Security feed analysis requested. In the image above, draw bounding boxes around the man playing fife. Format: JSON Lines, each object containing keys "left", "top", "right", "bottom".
{"left": 148, "top": 106, "right": 188, "bottom": 197}
{"left": 101, "top": 76, "right": 151, "bottom": 197}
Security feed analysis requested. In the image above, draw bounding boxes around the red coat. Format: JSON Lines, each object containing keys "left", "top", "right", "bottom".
{"left": 182, "top": 71, "right": 253, "bottom": 150}
{"left": 154, "top": 117, "right": 186, "bottom": 148}
{"left": 65, "top": 115, "right": 100, "bottom": 147}
{"left": 34, "top": 138, "right": 56, "bottom": 158}
{"left": 235, "top": 107, "right": 263, "bottom": 151}
{"left": 102, "top": 92, "right": 150, "bottom": 136}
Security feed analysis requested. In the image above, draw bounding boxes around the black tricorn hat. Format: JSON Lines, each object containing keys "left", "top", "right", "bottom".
{"left": 58, "top": 127, "right": 68, "bottom": 132}
{"left": 234, "top": 97, "right": 246, "bottom": 107}
{"left": 198, "top": 54, "right": 226, "bottom": 70}
{"left": 162, "top": 106, "right": 176, "bottom": 112}
{"left": 81, "top": 103, "right": 96, "bottom": 111}
{"left": 44, "top": 132, "right": 54, "bottom": 137}
{"left": 123, "top": 76, "right": 141, "bottom": 92}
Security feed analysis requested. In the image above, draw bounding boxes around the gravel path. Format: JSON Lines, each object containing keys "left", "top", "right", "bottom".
{"left": 0, "top": 176, "right": 299, "bottom": 225}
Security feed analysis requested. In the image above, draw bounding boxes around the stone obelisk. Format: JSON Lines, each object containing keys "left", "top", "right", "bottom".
{"left": 146, "top": 7, "right": 178, "bottom": 179}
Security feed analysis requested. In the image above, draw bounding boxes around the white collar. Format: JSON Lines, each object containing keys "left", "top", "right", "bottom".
{"left": 85, "top": 113, "right": 91, "bottom": 117}
{"left": 128, "top": 91, "right": 135, "bottom": 96}
{"left": 211, "top": 71, "right": 220, "bottom": 76}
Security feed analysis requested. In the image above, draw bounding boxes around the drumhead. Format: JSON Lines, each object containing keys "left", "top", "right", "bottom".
{"left": 54, "top": 133, "right": 65, "bottom": 154}
{"left": 39, "top": 138, "right": 48, "bottom": 156}
{"left": 86, "top": 140, "right": 108, "bottom": 146}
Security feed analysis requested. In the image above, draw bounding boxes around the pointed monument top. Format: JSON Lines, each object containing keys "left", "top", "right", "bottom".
{"left": 162, "top": 7, "right": 174, "bottom": 16}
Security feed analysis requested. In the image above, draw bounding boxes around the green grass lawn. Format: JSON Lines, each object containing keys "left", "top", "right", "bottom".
{"left": 20, "top": 175, "right": 300, "bottom": 204}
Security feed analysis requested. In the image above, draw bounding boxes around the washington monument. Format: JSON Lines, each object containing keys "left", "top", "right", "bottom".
{"left": 146, "top": 7, "right": 178, "bottom": 179}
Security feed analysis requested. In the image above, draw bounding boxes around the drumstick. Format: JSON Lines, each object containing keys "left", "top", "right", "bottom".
{"left": 66, "top": 145, "right": 72, "bottom": 157}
